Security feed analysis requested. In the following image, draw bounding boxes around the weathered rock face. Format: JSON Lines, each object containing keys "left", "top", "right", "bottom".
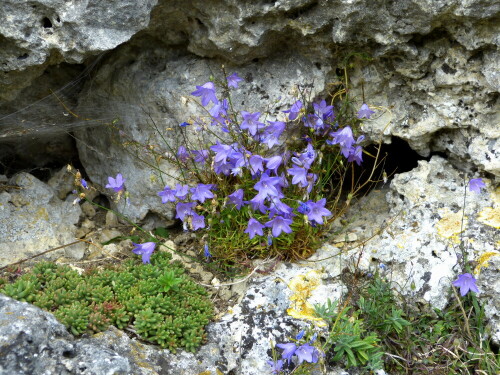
{"left": 0, "top": 172, "right": 85, "bottom": 267}
{"left": 0, "top": 0, "right": 157, "bottom": 101}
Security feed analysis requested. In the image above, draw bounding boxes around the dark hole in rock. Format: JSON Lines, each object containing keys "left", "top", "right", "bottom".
{"left": 344, "top": 136, "right": 426, "bottom": 194}
{"left": 42, "top": 17, "right": 53, "bottom": 28}
{"left": 62, "top": 350, "right": 75, "bottom": 358}
{"left": 17, "top": 54, "right": 29, "bottom": 60}
{"left": 0, "top": 135, "right": 79, "bottom": 181}
{"left": 490, "top": 340, "right": 499, "bottom": 355}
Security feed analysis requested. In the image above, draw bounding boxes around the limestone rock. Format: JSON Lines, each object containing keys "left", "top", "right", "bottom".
{"left": 0, "top": 172, "right": 85, "bottom": 267}
{"left": 0, "top": 0, "right": 158, "bottom": 101}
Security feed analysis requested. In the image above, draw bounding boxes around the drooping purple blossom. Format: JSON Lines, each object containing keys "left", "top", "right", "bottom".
{"left": 453, "top": 273, "right": 480, "bottom": 296}
{"left": 210, "top": 142, "right": 234, "bottom": 163}
{"left": 276, "top": 342, "right": 297, "bottom": 362}
{"left": 105, "top": 173, "right": 126, "bottom": 193}
{"left": 306, "top": 172, "right": 318, "bottom": 194}
{"left": 306, "top": 198, "right": 331, "bottom": 225}
{"left": 244, "top": 218, "right": 265, "bottom": 239}
{"left": 158, "top": 185, "right": 177, "bottom": 203}
{"left": 266, "top": 155, "right": 283, "bottom": 175}
{"left": 177, "top": 145, "right": 190, "bottom": 162}
{"left": 174, "top": 184, "right": 190, "bottom": 200}
{"left": 268, "top": 198, "right": 295, "bottom": 219}
{"left": 191, "top": 82, "right": 219, "bottom": 106}
{"left": 253, "top": 173, "right": 282, "bottom": 200}
{"left": 249, "top": 154, "right": 265, "bottom": 176}
{"left": 265, "top": 215, "right": 293, "bottom": 237}
{"left": 347, "top": 145, "right": 363, "bottom": 166}
{"left": 240, "top": 111, "right": 266, "bottom": 136}
{"left": 192, "top": 149, "right": 209, "bottom": 164}
{"left": 357, "top": 103, "right": 375, "bottom": 119}
{"left": 228, "top": 189, "right": 244, "bottom": 210}
{"left": 175, "top": 202, "right": 196, "bottom": 221}
{"left": 288, "top": 166, "right": 308, "bottom": 187}
{"left": 469, "top": 178, "right": 486, "bottom": 194}
{"left": 262, "top": 121, "right": 286, "bottom": 149}
{"left": 132, "top": 242, "right": 156, "bottom": 264}
{"left": 328, "top": 126, "right": 355, "bottom": 153}
{"left": 191, "top": 213, "right": 206, "bottom": 230}
{"left": 227, "top": 73, "right": 243, "bottom": 88}
{"left": 297, "top": 201, "right": 311, "bottom": 214}
{"left": 203, "top": 243, "right": 211, "bottom": 259}
{"left": 80, "top": 178, "right": 89, "bottom": 190}
{"left": 266, "top": 360, "right": 283, "bottom": 374}
{"left": 313, "top": 99, "right": 334, "bottom": 120}
{"left": 295, "top": 343, "right": 320, "bottom": 364}
{"left": 283, "top": 100, "right": 302, "bottom": 121}
{"left": 190, "top": 184, "right": 214, "bottom": 203}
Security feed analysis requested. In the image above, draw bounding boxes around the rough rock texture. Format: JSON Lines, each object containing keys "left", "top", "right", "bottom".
{"left": 74, "top": 45, "right": 328, "bottom": 221}
{"left": 0, "top": 295, "right": 131, "bottom": 375}
{"left": 0, "top": 172, "right": 84, "bottom": 267}
{"left": 0, "top": 0, "right": 157, "bottom": 101}
{"left": 338, "top": 156, "right": 498, "bottom": 310}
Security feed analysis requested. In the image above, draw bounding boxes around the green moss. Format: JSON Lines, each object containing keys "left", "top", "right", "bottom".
{"left": 0, "top": 251, "right": 214, "bottom": 352}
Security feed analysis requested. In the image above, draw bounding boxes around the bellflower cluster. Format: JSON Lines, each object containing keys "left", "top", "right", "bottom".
{"left": 157, "top": 182, "right": 214, "bottom": 231}
{"left": 270, "top": 332, "right": 321, "bottom": 371}
{"left": 327, "top": 126, "right": 365, "bottom": 166}
{"left": 163, "top": 74, "right": 369, "bottom": 259}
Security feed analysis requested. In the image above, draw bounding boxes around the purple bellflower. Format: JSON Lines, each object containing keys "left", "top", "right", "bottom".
{"left": 191, "top": 213, "right": 206, "bottom": 230}
{"left": 227, "top": 73, "right": 243, "bottom": 88}
{"left": 132, "top": 242, "right": 156, "bottom": 264}
{"left": 203, "top": 243, "right": 211, "bottom": 259}
{"left": 228, "top": 189, "right": 245, "bottom": 210}
{"left": 357, "top": 103, "right": 375, "bottom": 119}
{"left": 284, "top": 100, "right": 302, "bottom": 121}
{"left": 80, "top": 178, "right": 89, "bottom": 190}
{"left": 249, "top": 154, "right": 265, "bottom": 176}
{"left": 240, "top": 111, "right": 266, "bottom": 136}
{"left": 175, "top": 202, "right": 196, "bottom": 221}
{"left": 177, "top": 145, "right": 190, "bottom": 162}
{"left": 244, "top": 218, "right": 265, "bottom": 239}
{"left": 191, "top": 82, "right": 219, "bottom": 106}
{"left": 192, "top": 149, "right": 209, "bottom": 164}
{"left": 295, "top": 343, "right": 320, "bottom": 364}
{"left": 453, "top": 273, "right": 480, "bottom": 296}
{"left": 190, "top": 183, "right": 214, "bottom": 203}
{"left": 158, "top": 185, "right": 177, "bottom": 203}
{"left": 307, "top": 198, "right": 332, "bottom": 225}
{"left": 105, "top": 173, "right": 125, "bottom": 193}
{"left": 469, "top": 178, "right": 486, "bottom": 194}
{"left": 297, "top": 201, "right": 311, "bottom": 214}
{"left": 276, "top": 342, "right": 297, "bottom": 362}
{"left": 347, "top": 145, "right": 363, "bottom": 166}
{"left": 265, "top": 216, "right": 293, "bottom": 237}
{"left": 266, "top": 155, "right": 283, "bottom": 175}
{"left": 288, "top": 166, "right": 308, "bottom": 187}
{"left": 266, "top": 360, "right": 283, "bottom": 374}
{"left": 254, "top": 173, "right": 282, "bottom": 200}
{"left": 174, "top": 184, "right": 190, "bottom": 200}
{"left": 262, "top": 121, "right": 286, "bottom": 149}
{"left": 313, "top": 99, "right": 334, "bottom": 120}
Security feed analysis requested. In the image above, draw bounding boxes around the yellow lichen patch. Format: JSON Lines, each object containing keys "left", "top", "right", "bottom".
{"left": 436, "top": 210, "right": 467, "bottom": 243}
{"left": 474, "top": 251, "right": 500, "bottom": 275}
{"left": 477, "top": 207, "right": 500, "bottom": 229}
{"left": 286, "top": 270, "right": 327, "bottom": 327}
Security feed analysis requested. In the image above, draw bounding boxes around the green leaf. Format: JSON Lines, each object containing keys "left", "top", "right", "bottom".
{"left": 154, "top": 227, "right": 170, "bottom": 239}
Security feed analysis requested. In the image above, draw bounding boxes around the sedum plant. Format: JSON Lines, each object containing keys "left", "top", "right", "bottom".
{"left": 0, "top": 251, "right": 214, "bottom": 353}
